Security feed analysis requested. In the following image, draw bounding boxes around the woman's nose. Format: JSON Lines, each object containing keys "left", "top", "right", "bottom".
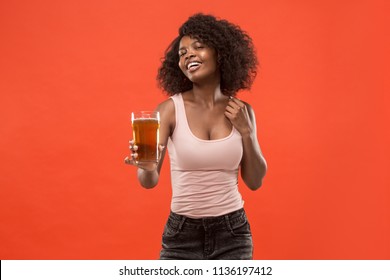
{"left": 185, "top": 51, "right": 195, "bottom": 59}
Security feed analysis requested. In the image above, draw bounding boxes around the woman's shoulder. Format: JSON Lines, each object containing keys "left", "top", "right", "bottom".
{"left": 157, "top": 96, "right": 175, "bottom": 111}
{"left": 156, "top": 96, "right": 176, "bottom": 128}
{"left": 243, "top": 100, "right": 254, "bottom": 112}
{"left": 235, "top": 97, "right": 254, "bottom": 113}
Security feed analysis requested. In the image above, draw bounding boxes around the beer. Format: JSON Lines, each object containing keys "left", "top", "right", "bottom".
{"left": 131, "top": 112, "right": 160, "bottom": 162}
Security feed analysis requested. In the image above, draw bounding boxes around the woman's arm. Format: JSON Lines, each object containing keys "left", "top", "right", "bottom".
{"left": 126, "top": 99, "right": 175, "bottom": 189}
{"left": 225, "top": 97, "right": 267, "bottom": 190}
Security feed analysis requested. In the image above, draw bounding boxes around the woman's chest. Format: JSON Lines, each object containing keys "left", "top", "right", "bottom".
{"left": 184, "top": 105, "right": 232, "bottom": 141}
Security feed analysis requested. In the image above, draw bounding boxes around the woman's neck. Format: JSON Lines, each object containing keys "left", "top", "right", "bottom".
{"left": 190, "top": 83, "right": 227, "bottom": 108}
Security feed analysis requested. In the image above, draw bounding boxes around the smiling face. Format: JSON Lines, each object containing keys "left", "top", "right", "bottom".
{"left": 178, "top": 36, "right": 220, "bottom": 85}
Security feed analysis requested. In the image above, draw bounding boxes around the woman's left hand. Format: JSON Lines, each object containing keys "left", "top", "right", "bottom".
{"left": 224, "top": 97, "right": 253, "bottom": 136}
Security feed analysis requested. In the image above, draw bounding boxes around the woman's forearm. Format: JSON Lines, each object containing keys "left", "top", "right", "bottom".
{"left": 240, "top": 132, "right": 267, "bottom": 190}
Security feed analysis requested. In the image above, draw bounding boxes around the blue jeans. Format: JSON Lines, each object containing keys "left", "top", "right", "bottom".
{"left": 159, "top": 208, "right": 253, "bottom": 260}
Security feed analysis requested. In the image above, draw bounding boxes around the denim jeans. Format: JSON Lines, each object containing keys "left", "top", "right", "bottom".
{"left": 159, "top": 208, "right": 253, "bottom": 260}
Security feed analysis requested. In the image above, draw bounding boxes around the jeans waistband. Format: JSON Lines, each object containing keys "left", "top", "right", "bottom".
{"left": 169, "top": 208, "right": 246, "bottom": 228}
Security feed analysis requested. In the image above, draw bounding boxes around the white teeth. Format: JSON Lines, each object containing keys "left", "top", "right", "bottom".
{"left": 187, "top": 62, "right": 201, "bottom": 69}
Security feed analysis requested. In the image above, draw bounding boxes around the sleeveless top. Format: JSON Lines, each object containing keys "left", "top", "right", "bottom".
{"left": 167, "top": 93, "right": 244, "bottom": 218}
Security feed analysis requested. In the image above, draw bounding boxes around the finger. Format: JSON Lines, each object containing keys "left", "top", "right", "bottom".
{"left": 225, "top": 105, "right": 237, "bottom": 115}
{"left": 128, "top": 143, "right": 138, "bottom": 151}
{"left": 124, "top": 156, "right": 136, "bottom": 165}
{"left": 226, "top": 100, "right": 244, "bottom": 113}
{"left": 224, "top": 110, "right": 234, "bottom": 120}
{"left": 227, "top": 98, "right": 240, "bottom": 108}
{"left": 226, "top": 102, "right": 239, "bottom": 113}
{"left": 129, "top": 140, "right": 138, "bottom": 148}
{"left": 229, "top": 99, "right": 246, "bottom": 113}
{"left": 230, "top": 96, "right": 245, "bottom": 107}
{"left": 227, "top": 101, "right": 242, "bottom": 112}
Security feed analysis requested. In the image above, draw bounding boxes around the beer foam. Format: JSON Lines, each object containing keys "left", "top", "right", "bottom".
{"left": 133, "top": 118, "right": 159, "bottom": 123}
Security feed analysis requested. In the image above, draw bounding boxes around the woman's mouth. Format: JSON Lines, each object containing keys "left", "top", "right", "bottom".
{"left": 187, "top": 61, "right": 202, "bottom": 72}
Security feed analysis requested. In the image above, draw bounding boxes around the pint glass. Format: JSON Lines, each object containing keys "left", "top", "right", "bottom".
{"left": 131, "top": 111, "right": 160, "bottom": 163}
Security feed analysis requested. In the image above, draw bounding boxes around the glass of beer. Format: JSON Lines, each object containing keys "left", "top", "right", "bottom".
{"left": 131, "top": 111, "right": 160, "bottom": 163}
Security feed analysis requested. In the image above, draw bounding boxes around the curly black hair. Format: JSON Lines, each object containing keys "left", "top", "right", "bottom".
{"left": 157, "top": 13, "right": 258, "bottom": 96}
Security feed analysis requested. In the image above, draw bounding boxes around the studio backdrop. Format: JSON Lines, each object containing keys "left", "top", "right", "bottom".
{"left": 0, "top": 0, "right": 388, "bottom": 259}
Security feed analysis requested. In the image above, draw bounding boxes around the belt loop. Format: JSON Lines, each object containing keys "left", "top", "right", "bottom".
{"left": 224, "top": 215, "right": 232, "bottom": 231}
{"left": 178, "top": 215, "right": 186, "bottom": 230}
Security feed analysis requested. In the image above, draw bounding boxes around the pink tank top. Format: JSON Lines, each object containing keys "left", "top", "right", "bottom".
{"left": 167, "top": 94, "right": 244, "bottom": 218}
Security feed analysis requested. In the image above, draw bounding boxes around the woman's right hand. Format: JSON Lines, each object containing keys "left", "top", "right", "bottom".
{"left": 124, "top": 139, "right": 138, "bottom": 165}
{"left": 124, "top": 140, "right": 164, "bottom": 172}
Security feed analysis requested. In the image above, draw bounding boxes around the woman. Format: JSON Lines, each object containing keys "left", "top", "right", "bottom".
{"left": 125, "top": 13, "right": 267, "bottom": 259}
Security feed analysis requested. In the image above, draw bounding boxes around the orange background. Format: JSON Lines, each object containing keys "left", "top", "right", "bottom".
{"left": 0, "top": 0, "right": 388, "bottom": 259}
